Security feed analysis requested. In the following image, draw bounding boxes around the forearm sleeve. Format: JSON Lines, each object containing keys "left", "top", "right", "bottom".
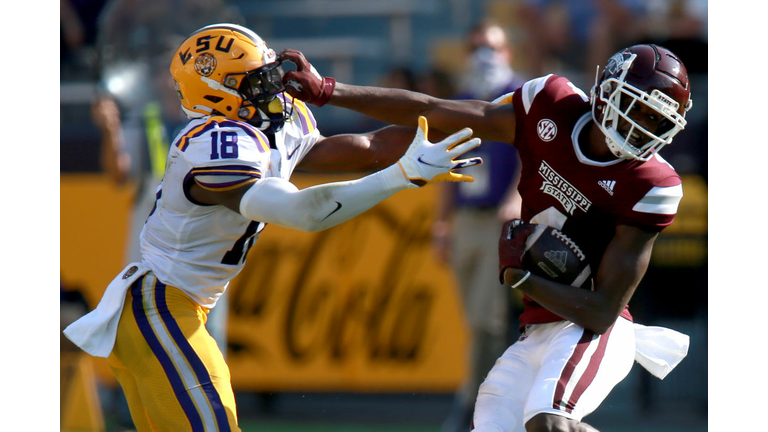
{"left": 239, "top": 163, "right": 412, "bottom": 232}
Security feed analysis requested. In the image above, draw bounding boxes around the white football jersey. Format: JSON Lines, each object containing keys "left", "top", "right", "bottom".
{"left": 140, "top": 97, "right": 320, "bottom": 308}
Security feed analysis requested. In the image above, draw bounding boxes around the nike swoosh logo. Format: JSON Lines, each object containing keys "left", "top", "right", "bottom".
{"left": 287, "top": 145, "right": 300, "bottom": 160}
{"left": 417, "top": 155, "right": 450, "bottom": 169}
{"left": 321, "top": 201, "right": 343, "bottom": 221}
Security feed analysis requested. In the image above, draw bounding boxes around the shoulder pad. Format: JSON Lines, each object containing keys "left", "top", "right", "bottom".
{"left": 518, "top": 74, "right": 554, "bottom": 114}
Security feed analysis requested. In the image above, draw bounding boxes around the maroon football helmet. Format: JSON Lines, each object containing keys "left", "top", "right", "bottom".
{"left": 590, "top": 44, "right": 693, "bottom": 161}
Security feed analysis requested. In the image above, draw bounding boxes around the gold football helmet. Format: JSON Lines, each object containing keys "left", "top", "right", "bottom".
{"left": 169, "top": 23, "right": 289, "bottom": 133}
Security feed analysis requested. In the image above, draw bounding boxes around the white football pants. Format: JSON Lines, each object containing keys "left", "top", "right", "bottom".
{"left": 471, "top": 318, "right": 635, "bottom": 432}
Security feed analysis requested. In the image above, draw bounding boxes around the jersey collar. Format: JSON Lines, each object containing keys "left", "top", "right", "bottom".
{"left": 571, "top": 113, "right": 623, "bottom": 167}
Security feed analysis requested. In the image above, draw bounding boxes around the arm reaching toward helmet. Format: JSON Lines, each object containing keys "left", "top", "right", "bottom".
{"left": 280, "top": 49, "right": 516, "bottom": 144}
{"left": 190, "top": 117, "right": 482, "bottom": 232}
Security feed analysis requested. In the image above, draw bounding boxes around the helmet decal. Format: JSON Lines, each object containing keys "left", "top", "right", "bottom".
{"left": 604, "top": 51, "right": 633, "bottom": 77}
{"left": 178, "top": 48, "right": 192, "bottom": 65}
{"left": 194, "top": 53, "right": 217, "bottom": 77}
{"left": 170, "top": 23, "right": 288, "bottom": 131}
{"left": 199, "top": 24, "right": 263, "bottom": 47}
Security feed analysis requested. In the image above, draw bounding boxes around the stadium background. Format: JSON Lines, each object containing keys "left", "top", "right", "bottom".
{"left": 60, "top": 1, "right": 708, "bottom": 431}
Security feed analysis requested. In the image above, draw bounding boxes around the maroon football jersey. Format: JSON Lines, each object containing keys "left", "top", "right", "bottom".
{"left": 509, "top": 75, "right": 683, "bottom": 327}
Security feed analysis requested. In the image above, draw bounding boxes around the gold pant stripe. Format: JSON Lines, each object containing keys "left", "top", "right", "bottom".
{"left": 130, "top": 273, "right": 232, "bottom": 431}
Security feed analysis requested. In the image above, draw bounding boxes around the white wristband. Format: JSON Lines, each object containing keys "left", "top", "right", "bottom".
{"left": 510, "top": 271, "right": 531, "bottom": 289}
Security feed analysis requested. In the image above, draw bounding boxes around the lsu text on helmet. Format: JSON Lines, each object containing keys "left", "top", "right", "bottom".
{"left": 591, "top": 44, "right": 693, "bottom": 161}
{"left": 169, "top": 23, "right": 290, "bottom": 133}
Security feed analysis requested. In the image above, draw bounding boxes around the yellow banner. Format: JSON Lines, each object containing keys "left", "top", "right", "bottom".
{"left": 61, "top": 174, "right": 468, "bottom": 392}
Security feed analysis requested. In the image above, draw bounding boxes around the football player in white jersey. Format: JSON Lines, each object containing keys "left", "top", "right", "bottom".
{"left": 64, "top": 23, "right": 483, "bottom": 431}
{"left": 280, "top": 44, "right": 694, "bottom": 432}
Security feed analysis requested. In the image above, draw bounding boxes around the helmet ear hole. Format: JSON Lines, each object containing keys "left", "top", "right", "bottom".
{"left": 239, "top": 107, "right": 251, "bottom": 118}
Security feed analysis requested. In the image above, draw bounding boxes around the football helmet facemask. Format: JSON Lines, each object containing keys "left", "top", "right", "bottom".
{"left": 170, "top": 23, "right": 291, "bottom": 133}
{"left": 591, "top": 44, "right": 693, "bottom": 161}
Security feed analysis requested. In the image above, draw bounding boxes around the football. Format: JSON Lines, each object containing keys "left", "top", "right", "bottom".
{"left": 522, "top": 225, "right": 592, "bottom": 289}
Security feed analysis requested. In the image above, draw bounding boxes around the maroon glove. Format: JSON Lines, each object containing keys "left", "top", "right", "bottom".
{"left": 498, "top": 219, "right": 537, "bottom": 284}
{"left": 279, "top": 49, "right": 336, "bottom": 107}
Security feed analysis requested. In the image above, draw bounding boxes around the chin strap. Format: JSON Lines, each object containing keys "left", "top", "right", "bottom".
{"left": 245, "top": 96, "right": 293, "bottom": 134}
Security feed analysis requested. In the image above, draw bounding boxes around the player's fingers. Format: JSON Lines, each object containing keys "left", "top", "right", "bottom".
{"left": 279, "top": 48, "right": 301, "bottom": 60}
{"left": 432, "top": 172, "right": 475, "bottom": 183}
{"left": 417, "top": 116, "right": 429, "bottom": 142}
{"left": 502, "top": 219, "right": 522, "bottom": 239}
{"left": 440, "top": 127, "right": 473, "bottom": 149}
{"left": 446, "top": 137, "right": 481, "bottom": 158}
{"left": 451, "top": 156, "right": 483, "bottom": 170}
{"left": 449, "top": 172, "right": 475, "bottom": 183}
{"left": 282, "top": 70, "right": 297, "bottom": 81}
{"left": 278, "top": 49, "right": 306, "bottom": 69}
{"left": 407, "top": 116, "right": 428, "bottom": 149}
{"left": 512, "top": 224, "right": 538, "bottom": 240}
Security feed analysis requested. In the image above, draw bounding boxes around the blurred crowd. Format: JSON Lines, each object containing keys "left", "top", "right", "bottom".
{"left": 61, "top": 0, "right": 707, "bottom": 89}
{"left": 61, "top": 0, "right": 707, "bottom": 178}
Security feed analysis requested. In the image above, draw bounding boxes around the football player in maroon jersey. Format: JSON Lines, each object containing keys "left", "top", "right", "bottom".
{"left": 280, "top": 44, "right": 693, "bottom": 432}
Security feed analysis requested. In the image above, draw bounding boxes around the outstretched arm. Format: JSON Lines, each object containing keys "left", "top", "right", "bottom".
{"left": 331, "top": 83, "right": 516, "bottom": 144}
{"left": 297, "top": 125, "right": 418, "bottom": 173}
{"left": 191, "top": 117, "right": 482, "bottom": 232}
{"left": 280, "top": 49, "right": 517, "bottom": 144}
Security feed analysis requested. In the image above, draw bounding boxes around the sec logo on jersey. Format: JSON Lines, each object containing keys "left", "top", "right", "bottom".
{"left": 537, "top": 119, "right": 557, "bottom": 141}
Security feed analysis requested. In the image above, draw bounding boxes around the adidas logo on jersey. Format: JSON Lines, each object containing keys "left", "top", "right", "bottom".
{"left": 598, "top": 180, "right": 616, "bottom": 195}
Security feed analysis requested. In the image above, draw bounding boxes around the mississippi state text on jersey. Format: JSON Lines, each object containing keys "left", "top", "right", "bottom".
{"left": 509, "top": 75, "right": 682, "bottom": 326}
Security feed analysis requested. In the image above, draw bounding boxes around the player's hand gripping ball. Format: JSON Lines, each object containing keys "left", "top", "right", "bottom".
{"left": 498, "top": 219, "right": 538, "bottom": 283}
{"left": 499, "top": 220, "right": 592, "bottom": 288}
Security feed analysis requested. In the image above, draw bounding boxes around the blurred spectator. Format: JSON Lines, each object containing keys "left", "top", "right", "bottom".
{"left": 420, "top": 68, "right": 457, "bottom": 100}
{"left": 518, "top": 0, "right": 646, "bottom": 88}
{"left": 434, "top": 20, "right": 526, "bottom": 432}
{"left": 94, "top": 0, "right": 241, "bottom": 68}
{"left": 453, "top": 20, "right": 523, "bottom": 101}
{"left": 380, "top": 65, "right": 419, "bottom": 91}
{"left": 367, "top": 65, "right": 423, "bottom": 132}
{"left": 61, "top": 0, "right": 109, "bottom": 80}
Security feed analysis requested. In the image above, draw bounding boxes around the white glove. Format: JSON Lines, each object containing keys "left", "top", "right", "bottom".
{"left": 397, "top": 116, "right": 483, "bottom": 187}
